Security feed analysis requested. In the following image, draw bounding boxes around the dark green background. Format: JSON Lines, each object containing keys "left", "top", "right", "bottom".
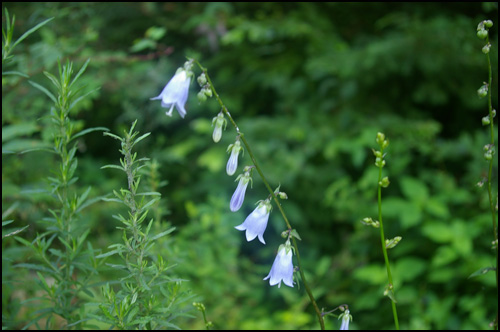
{"left": 2, "top": 2, "right": 498, "bottom": 329}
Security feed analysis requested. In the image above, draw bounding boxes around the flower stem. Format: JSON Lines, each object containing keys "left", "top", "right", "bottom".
{"left": 193, "top": 59, "right": 325, "bottom": 330}
{"left": 376, "top": 144, "right": 400, "bottom": 330}
{"left": 485, "top": 34, "right": 498, "bottom": 329}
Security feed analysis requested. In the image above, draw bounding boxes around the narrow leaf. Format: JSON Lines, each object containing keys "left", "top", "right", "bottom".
{"left": 468, "top": 266, "right": 496, "bottom": 278}
{"left": 150, "top": 227, "right": 176, "bottom": 242}
{"left": 28, "top": 80, "right": 56, "bottom": 103}
{"left": 12, "top": 17, "right": 54, "bottom": 48}
{"left": 71, "top": 126, "right": 109, "bottom": 142}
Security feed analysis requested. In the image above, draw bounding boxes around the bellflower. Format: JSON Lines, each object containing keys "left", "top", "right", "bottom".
{"left": 235, "top": 199, "right": 272, "bottom": 244}
{"left": 230, "top": 169, "right": 252, "bottom": 212}
{"left": 339, "top": 309, "right": 352, "bottom": 330}
{"left": 151, "top": 65, "right": 192, "bottom": 118}
{"left": 263, "top": 242, "right": 294, "bottom": 288}
{"left": 226, "top": 139, "right": 243, "bottom": 176}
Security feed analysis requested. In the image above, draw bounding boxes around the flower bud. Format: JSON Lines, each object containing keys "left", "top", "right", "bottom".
{"left": 361, "top": 217, "right": 380, "bottom": 228}
{"left": 197, "top": 73, "right": 207, "bottom": 86}
{"left": 212, "top": 112, "right": 227, "bottom": 143}
{"left": 226, "top": 139, "right": 243, "bottom": 176}
{"left": 212, "top": 123, "right": 222, "bottom": 143}
{"left": 339, "top": 309, "right": 352, "bottom": 330}
{"left": 375, "top": 158, "right": 386, "bottom": 168}
{"left": 184, "top": 60, "right": 194, "bottom": 71}
{"left": 376, "top": 132, "right": 385, "bottom": 146}
{"left": 482, "top": 44, "right": 491, "bottom": 54}
{"left": 477, "top": 29, "right": 488, "bottom": 39}
{"left": 477, "top": 85, "right": 488, "bottom": 98}
{"left": 385, "top": 236, "right": 402, "bottom": 249}
{"left": 373, "top": 149, "right": 382, "bottom": 158}
{"left": 203, "top": 87, "right": 213, "bottom": 98}
{"left": 230, "top": 170, "right": 252, "bottom": 211}
{"left": 484, "top": 20, "right": 493, "bottom": 28}
{"left": 482, "top": 116, "right": 491, "bottom": 126}
{"left": 197, "top": 90, "right": 207, "bottom": 102}
{"left": 379, "top": 176, "right": 390, "bottom": 188}
{"left": 278, "top": 191, "right": 288, "bottom": 200}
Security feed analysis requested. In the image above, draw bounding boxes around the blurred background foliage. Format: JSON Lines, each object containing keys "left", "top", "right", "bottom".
{"left": 2, "top": 2, "right": 498, "bottom": 329}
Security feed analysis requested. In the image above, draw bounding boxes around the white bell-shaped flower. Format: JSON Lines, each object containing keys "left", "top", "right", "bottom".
{"left": 263, "top": 242, "right": 294, "bottom": 288}
{"left": 235, "top": 199, "right": 271, "bottom": 244}
{"left": 151, "top": 67, "right": 191, "bottom": 118}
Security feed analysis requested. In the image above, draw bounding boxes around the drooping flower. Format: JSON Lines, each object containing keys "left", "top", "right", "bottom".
{"left": 212, "top": 111, "right": 227, "bottom": 143}
{"left": 226, "top": 138, "right": 243, "bottom": 176}
{"left": 263, "top": 242, "right": 294, "bottom": 288}
{"left": 339, "top": 309, "right": 352, "bottom": 330}
{"left": 230, "top": 169, "right": 252, "bottom": 212}
{"left": 235, "top": 199, "right": 272, "bottom": 244}
{"left": 151, "top": 63, "right": 192, "bottom": 118}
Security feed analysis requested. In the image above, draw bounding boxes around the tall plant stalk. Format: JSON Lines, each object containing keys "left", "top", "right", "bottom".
{"left": 193, "top": 59, "right": 326, "bottom": 330}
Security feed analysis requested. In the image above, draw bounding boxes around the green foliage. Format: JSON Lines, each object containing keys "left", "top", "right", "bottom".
{"left": 95, "top": 121, "right": 192, "bottom": 329}
{"left": 2, "top": 3, "right": 498, "bottom": 330}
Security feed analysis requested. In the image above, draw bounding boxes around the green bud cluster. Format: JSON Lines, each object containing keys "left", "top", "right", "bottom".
{"left": 477, "top": 20, "right": 493, "bottom": 40}
{"left": 482, "top": 109, "right": 496, "bottom": 126}
{"left": 385, "top": 236, "right": 402, "bottom": 249}
{"left": 196, "top": 72, "right": 213, "bottom": 102}
{"left": 374, "top": 132, "right": 389, "bottom": 170}
{"left": 483, "top": 144, "right": 495, "bottom": 161}
{"left": 361, "top": 217, "right": 380, "bottom": 228}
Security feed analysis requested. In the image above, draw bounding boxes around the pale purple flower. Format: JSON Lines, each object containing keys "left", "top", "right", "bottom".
{"left": 235, "top": 199, "right": 271, "bottom": 244}
{"left": 226, "top": 139, "right": 242, "bottom": 176}
{"left": 230, "top": 171, "right": 251, "bottom": 212}
{"left": 263, "top": 243, "right": 294, "bottom": 288}
{"left": 151, "top": 68, "right": 191, "bottom": 118}
{"left": 339, "top": 309, "right": 352, "bottom": 330}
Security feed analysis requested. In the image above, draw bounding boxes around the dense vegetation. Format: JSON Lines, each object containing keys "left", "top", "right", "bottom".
{"left": 2, "top": 2, "right": 498, "bottom": 329}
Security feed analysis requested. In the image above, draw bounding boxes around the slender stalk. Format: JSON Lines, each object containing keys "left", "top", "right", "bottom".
{"left": 377, "top": 158, "right": 399, "bottom": 330}
{"left": 485, "top": 34, "right": 498, "bottom": 330}
{"left": 193, "top": 59, "right": 325, "bottom": 330}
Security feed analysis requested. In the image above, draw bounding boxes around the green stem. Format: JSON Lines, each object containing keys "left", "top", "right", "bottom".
{"left": 377, "top": 147, "right": 399, "bottom": 330}
{"left": 193, "top": 59, "right": 325, "bottom": 330}
{"left": 485, "top": 35, "right": 498, "bottom": 330}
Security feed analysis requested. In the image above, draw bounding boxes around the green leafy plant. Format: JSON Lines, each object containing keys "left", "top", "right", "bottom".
{"left": 95, "top": 120, "right": 192, "bottom": 329}
{"left": 13, "top": 59, "right": 105, "bottom": 329}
